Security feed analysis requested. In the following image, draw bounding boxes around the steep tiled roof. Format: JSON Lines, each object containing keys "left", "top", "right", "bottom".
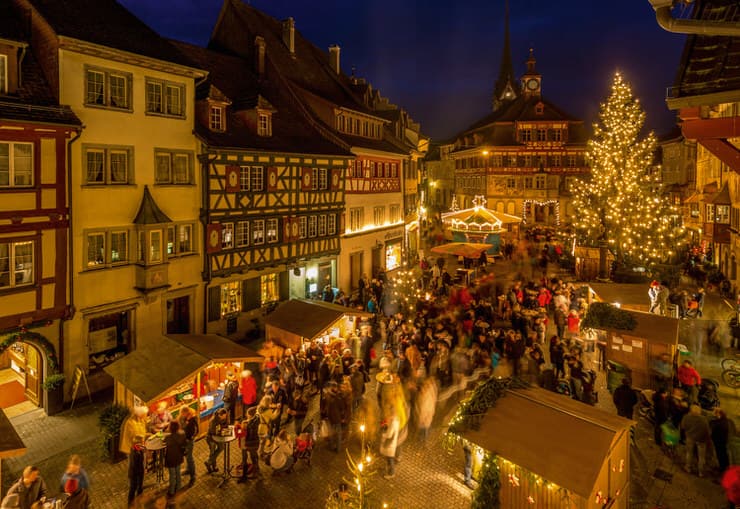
{"left": 672, "top": 0, "right": 740, "bottom": 98}
{"left": 22, "top": 0, "right": 198, "bottom": 69}
{"left": 170, "top": 40, "right": 351, "bottom": 157}
{"left": 0, "top": 5, "right": 80, "bottom": 126}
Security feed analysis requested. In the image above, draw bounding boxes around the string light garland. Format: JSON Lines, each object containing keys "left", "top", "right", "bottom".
{"left": 571, "top": 72, "right": 684, "bottom": 266}
{"left": 521, "top": 199, "right": 560, "bottom": 226}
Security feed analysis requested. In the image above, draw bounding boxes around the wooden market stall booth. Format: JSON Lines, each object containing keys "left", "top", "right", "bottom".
{"left": 461, "top": 386, "right": 633, "bottom": 509}
{"left": 441, "top": 195, "right": 521, "bottom": 256}
{"left": 104, "top": 334, "right": 262, "bottom": 436}
{"left": 0, "top": 408, "right": 26, "bottom": 489}
{"left": 583, "top": 304, "right": 679, "bottom": 391}
{"left": 265, "top": 299, "right": 372, "bottom": 351}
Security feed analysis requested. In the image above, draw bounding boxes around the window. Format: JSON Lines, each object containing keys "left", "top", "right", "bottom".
{"left": 349, "top": 208, "right": 364, "bottom": 231}
{"left": 222, "top": 223, "right": 234, "bottom": 249}
{"left": 523, "top": 177, "right": 533, "bottom": 189}
{"left": 299, "top": 216, "right": 307, "bottom": 239}
{"left": 110, "top": 231, "right": 128, "bottom": 263}
{"left": 83, "top": 145, "right": 132, "bottom": 184}
{"left": 551, "top": 129, "right": 562, "bottom": 142}
{"left": 524, "top": 155, "right": 533, "bottom": 167}
{"left": 167, "top": 223, "right": 194, "bottom": 256}
{"left": 221, "top": 281, "right": 241, "bottom": 316}
{"left": 706, "top": 204, "right": 715, "bottom": 223}
{"left": 0, "top": 55, "right": 6, "bottom": 93}
{"left": 210, "top": 106, "right": 224, "bottom": 131}
{"left": 536, "top": 129, "right": 546, "bottom": 141}
{"left": 85, "top": 229, "right": 133, "bottom": 268}
{"left": 506, "top": 177, "right": 516, "bottom": 189}
{"left": 155, "top": 151, "right": 192, "bottom": 184}
{"left": 311, "top": 168, "right": 318, "bottom": 191}
{"left": 253, "top": 220, "right": 264, "bottom": 245}
{"left": 535, "top": 175, "right": 546, "bottom": 190}
{"left": 551, "top": 155, "right": 561, "bottom": 167}
{"left": 236, "top": 221, "right": 249, "bottom": 247}
{"left": 84, "top": 67, "right": 131, "bottom": 110}
{"left": 267, "top": 218, "right": 278, "bottom": 243}
{"left": 86, "top": 233, "right": 105, "bottom": 268}
{"left": 374, "top": 206, "right": 385, "bottom": 226}
{"left": 328, "top": 214, "right": 336, "bottom": 235}
{"left": 145, "top": 79, "right": 185, "bottom": 117}
{"left": 567, "top": 155, "right": 577, "bottom": 167}
{"left": 389, "top": 204, "right": 401, "bottom": 223}
{"left": 87, "top": 310, "right": 132, "bottom": 372}
{"left": 716, "top": 205, "right": 730, "bottom": 224}
{"left": 260, "top": 273, "right": 279, "bottom": 305}
{"left": 250, "top": 166, "right": 264, "bottom": 191}
{"left": 318, "top": 168, "right": 328, "bottom": 190}
{"left": 0, "top": 142, "right": 33, "bottom": 187}
{"left": 337, "top": 114, "right": 345, "bottom": 131}
{"left": 318, "top": 215, "right": 327, "bottom": 236}
{"left": 308, "top": 216, "right": 317, "bottom": 237}
{"left": 520, "top": 129, "right": 532, "bottom": 142}
{"left": 150, "top": 230, "right": 162, "bottom": 263}
{"left": 0, "top": 240, "right": 34, "bottom": 289}
{"left": 257, "top": 113, "right": 271, "bottom": 136}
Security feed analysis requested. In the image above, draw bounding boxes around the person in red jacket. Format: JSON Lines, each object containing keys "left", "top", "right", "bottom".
{"left": 677, "top": 360, "right": 701, "bottom": 405}
{"left": 240, "top": 370, "right": 258, "bottom": 418}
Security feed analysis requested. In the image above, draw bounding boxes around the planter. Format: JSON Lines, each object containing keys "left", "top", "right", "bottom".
{"left": 43, "top": 385, "right": 65, "bottom": 416}
{"left": 106, "top": 434, "right": 125, "bottom": 464}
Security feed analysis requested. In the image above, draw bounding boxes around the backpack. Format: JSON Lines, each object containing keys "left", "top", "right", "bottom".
{"left": 246, "top": 416, "right": 260, "bottom": 440}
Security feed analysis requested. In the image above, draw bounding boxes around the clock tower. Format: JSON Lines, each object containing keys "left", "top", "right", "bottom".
{"left": 521, "top": 48, "right": 541, "bottom": 98}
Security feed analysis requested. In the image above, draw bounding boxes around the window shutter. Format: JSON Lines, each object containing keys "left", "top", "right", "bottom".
{"left": 279, "top": 270, "right": 290, "bottom": 301}
{"left": 330, "top": 168, "right": 342, "bottom": 190}
{"left": 301, "top": 167, "right": 312, "bottom": 191}
{"left": 267, "top": 167, "right": 279, "bottom": 191}
{"left": 207, "top": 286, "right": 221, "bottom": 322}
{"left": 242, "top": 278, "right": 261, "bottom": 311}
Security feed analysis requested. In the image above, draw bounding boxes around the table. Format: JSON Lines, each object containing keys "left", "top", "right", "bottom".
{"left": 144, "top": 435, "right": 167, "bottom": 485}
{"left": 211, "top": 426, "right": 236, "bottom": 488}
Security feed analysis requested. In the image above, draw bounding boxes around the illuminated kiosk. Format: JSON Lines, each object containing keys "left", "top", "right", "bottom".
{"left": 442, "top": 195, "right": 521, "bottom": 255}
{"left": 460, "top": 386, "right": 633, "bottom": 509}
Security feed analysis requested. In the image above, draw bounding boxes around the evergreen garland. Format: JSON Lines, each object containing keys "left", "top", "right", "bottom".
{"left": 0, "top": 325, "right": 60, "bottom": 373}
{"left": 581, "top": 302, "right": 636, "bottom": 331}
{"left": 471, "top": 452, "right": 500, "bottom": 509}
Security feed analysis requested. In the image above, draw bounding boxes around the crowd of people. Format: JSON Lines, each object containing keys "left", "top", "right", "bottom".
{"left": 1, "top": 455, "right": 89, "bottom": 509}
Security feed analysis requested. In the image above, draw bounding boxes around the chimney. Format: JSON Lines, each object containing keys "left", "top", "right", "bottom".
{"left": 282, "top": 17, "right": 295, "bottom": 55}
{"left": 254, "top": 36, "right": 266, "bottom": 76}
{"left": 328, "top": 45, "right": 340, "bottom": 74}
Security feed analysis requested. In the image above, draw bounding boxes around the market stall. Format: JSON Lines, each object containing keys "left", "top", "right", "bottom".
{"left": 0, "top": 408, "right": 26, "bottom": 486}
{"left": 441, "top": 195, "right": 521, "bottom": 255}
{"left": 265, "top": 299, "right": 373, "bottom": 351}
{"left": 104, "top": 334, "right": 262, "bottom": 435}
{"left": 582, "top": 304, "right": 679, "bottom": 391}
{"left": 461, "top": 386, "right": 633, "bottom": 509}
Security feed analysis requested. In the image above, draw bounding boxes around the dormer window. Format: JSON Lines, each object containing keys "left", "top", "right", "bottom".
{"left": 0, "top": 54, "right": 6, "bottom": 94}
{"left": 257, "top": 112, "right": 272, "bottom": 137}
{"left": 535, "top": 102, "right": 544, "bottom": 115}
{"left": 209, "top": 106, "right": 224, "bottom": 131}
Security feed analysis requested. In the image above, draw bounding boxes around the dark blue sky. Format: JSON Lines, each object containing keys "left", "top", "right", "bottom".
{"left": 120, "top": 0, "right": 687, "bottom": 141}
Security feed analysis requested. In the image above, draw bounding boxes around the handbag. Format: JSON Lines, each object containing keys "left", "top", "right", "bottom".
{"left": 319, "top": 419, "right": 332, "bottom": 438}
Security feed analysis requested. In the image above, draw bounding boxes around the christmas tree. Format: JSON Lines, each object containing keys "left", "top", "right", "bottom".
{"left": 571, "top": 72, "right": 682, "bottom": 267}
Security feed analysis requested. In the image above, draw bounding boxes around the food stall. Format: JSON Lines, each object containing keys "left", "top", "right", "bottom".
{"left": 104, "top": 334, "right": 262, "bottom": 435}
{"left": 265, "top": 299, "right": 373, "bottom": 351}
{"left": 582, "top": 304, "right": 679, "bottom": 391}
{"left": 0, "top": 408, "right": 26, "bottom": 487}
{"left": 461, "top": 386, "right": 633, "bottom": 509}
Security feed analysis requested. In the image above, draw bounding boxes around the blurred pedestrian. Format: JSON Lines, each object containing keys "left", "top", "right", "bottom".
{"left": 681, "top": 404, "right": 711, "bottom": 477}
{"left": 127, "top": 435, "right": 145, "bottom": 504}
{"left": 60, "top": 455, "right": 90, "bottom": 493}
{"left": 179, "top": 406, "right": 198, "bottom": 487}
{"left": 164, "top": 420, "right": 186, "bottom": 497}
{"left": 612, "top": 378, "right": 638, "bottom": 419}
{"left": 677, "top": 360, "right": 701, "bottom": 405}
{"left": 4, "top": 466, "right": 47, "bottom": 509}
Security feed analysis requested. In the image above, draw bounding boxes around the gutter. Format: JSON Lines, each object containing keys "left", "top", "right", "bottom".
{"left": 649, "top": 1, "right": 740, "bottom": 36}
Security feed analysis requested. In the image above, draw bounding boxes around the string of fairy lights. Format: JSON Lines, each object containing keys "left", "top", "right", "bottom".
{"left": 571, "top": 72, "right": 683, "bottom": 265}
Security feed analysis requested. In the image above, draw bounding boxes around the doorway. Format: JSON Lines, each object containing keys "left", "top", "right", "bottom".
{"left": 167, "top": 295, "right": 191, "bottom": 334}
{"left": 350, "top": 252, "right": 363, "bottom": 291}
{"left": 0, "top": 342, "right": 42, "bottom": 416}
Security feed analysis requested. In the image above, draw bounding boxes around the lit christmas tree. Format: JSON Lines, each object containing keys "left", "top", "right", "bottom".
{"left": 571, "top": 72, "right": 682, "bottom": 268}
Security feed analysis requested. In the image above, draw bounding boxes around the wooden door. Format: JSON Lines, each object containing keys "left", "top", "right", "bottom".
{"left": 167, "top": 295, "right": 191, "bottom": 334}
{"left": 24, "top": 344, "right": 40, "bottom": 405}
{"left": 350, "top": 252, "right": 363, "bottom": 290}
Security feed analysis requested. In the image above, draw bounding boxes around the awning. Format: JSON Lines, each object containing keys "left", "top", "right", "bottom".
{"left": 104, "top": 334, "right": 262, "bottom": 403}
{"left": 460, "top": 387, "right": 632, "bottom": 499}
{"left": 0, "top": 408, "right": 25, "bottom": 460}
{"left": 265, "top": 299, "right": 372, "bottom": 341}
{"left": 431, "top": 242, "right": 492, "bottom": 258}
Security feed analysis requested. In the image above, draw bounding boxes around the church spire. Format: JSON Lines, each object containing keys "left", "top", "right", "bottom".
{"left": 492, "top": 0, "right": 519, "bottom": 111}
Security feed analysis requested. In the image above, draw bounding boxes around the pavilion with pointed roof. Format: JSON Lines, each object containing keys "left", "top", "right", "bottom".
{"left": 442, "top": 195, "right": 521, "bottom": 254}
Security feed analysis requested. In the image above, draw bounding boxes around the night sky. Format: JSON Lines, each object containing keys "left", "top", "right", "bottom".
{"left": 120, "top": 0, "right": 687, "bottom": 141}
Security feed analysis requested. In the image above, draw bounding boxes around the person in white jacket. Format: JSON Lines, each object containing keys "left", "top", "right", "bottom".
{"left": 380, "top": 406, "right": 400, "bottom": 479}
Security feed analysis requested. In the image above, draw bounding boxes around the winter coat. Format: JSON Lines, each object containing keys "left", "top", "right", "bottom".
{"left": 5, "top": 476, "right": 47, "bottom": 509}
{"left": 119, "top": 416, "right": 148, "bottom": 454}
{"left": 612, "top": 384, "right": 638, "bottom": 418}
{"left": 62, "top": 488, "right": 90, "bottom": 509}
{"left": 240, "top": 376, "right": 258, "bottom": 406}
{"left": 379, "top": 416, "right": 400, "bottom": 458}
{"left": 164, "top": 430, "right": 186, "bottom": 468}
{"left": 128, "top": 444, "right": 146, "bottom": 480}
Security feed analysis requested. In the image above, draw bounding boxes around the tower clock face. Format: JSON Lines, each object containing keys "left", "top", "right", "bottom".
{"left": 527, "top": 78, "right": 539, "bottom": 91}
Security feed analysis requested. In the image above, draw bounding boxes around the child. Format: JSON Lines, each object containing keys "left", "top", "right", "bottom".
{"left": 127, "top": 435, "right": 146, "bottom": 504}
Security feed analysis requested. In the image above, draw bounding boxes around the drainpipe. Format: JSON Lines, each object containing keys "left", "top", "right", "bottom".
{"left": 60, "top": 127, "right": 83, "bottom": 373}
{"left": 648, "top": 0, "right": 740, "bottom": 36}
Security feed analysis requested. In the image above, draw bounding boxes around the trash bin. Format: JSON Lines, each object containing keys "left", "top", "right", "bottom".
{"left": 606, "top": 360, "right": 631, "bottom": 393}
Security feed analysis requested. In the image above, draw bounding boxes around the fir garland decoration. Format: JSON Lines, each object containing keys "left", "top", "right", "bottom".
{"left": 472, "top": 452, "right": 500, "bottom": 509}
{"left": 0, "top": 327, "right": 60, "bottom": 373}
{"left": 581, "top": 302, "right": 636, "bottom": 331}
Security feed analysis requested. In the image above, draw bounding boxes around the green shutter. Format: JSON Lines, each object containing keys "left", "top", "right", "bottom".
{"left": 207, "top": 285, "right": 221, "bottom": 322}
{"left": 242, "top": 278, "right": 261, "bottom": 311}
{"left": 279, "top": 270, "right": 289, "bottom": 301}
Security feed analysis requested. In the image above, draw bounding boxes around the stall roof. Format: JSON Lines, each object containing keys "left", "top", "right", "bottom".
{"left": 265, "top": 299, "right": 372, "bottom": 340}
{"left": 460, "top": 387, "right": 632, "bottom": 498}
{"left": 0, "top": 409, "right": 26, "bottom": 460}
{"left": 104, "top": 334, "right": 262, "bottom": 403}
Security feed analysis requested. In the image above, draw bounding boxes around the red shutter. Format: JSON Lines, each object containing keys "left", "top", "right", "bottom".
{"left": 206, "top": 223, "right": 223, "bottom": 253}
{"left": 267, "top": 166, "right": 279, "bottom": 191}
{"left": 330, "top": 168, "right": 342, "bottom": 190}
{"left": 224, "top": 165, "right": 240, "bottom": 192}
{"left": 301, "top": 167, "right": 312, "bottom": 191}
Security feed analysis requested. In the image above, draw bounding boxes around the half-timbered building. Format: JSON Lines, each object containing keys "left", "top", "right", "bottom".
{"left": 15, "top": 0, "right": 207, "bottom": 394}
{"left": 445, "top": 10, "right": 589, "bottom": 227}
{"left": 172, "top": 40, "right": 353, "bottom": 336}
{"left": 0, "top": 4, "right": 81, "bottom": 413}
{"left": 209, "top": 0, "right": 421, "bottom": 296}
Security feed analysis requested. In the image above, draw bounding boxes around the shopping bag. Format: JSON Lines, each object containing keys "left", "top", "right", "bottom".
{"left": 661, "top": 422, "right": 680, "bottom": 447}
{"left": 319, "top": 419, "right": 332, "bottom": 438}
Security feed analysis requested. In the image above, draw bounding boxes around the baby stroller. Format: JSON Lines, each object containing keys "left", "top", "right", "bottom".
{"left": 293, "top": 420, "right": 315, "bottom": 466}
